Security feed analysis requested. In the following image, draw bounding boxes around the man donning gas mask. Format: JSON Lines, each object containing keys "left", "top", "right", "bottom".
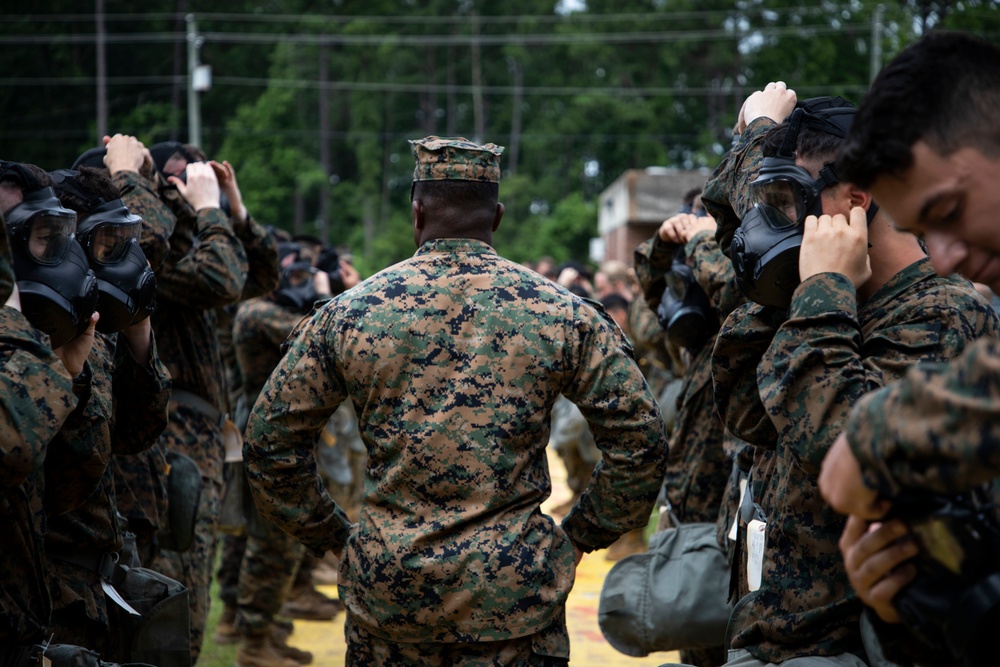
{"left": 50, "top": 169, "right": 157, "bottom": 334}
{"left": 1, "top": 169, "right": 98, "bottom": 347}
{"left": 730, "top": 98, "right": 878, "bottom": 309}
{"left": 656, "top": 248, "right": 719, "bottom": 350}
{"left": 272, "top": 242, "right": 320, "bottom": 313}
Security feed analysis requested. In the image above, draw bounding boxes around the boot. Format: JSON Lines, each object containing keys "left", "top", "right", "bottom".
{"left": 271, "top": 618, "right": 294, "bottom": 644}
{"left": 214, "top": 603, "right": 239, "bottom": 645}
{"left": 604, "top": 528, "right": 647, "bottom": 561}
{"left": 235, "top": 634, "right": 299, "bottom": 667}
{"left": 269, "top": 624, "right": 313, "bottom": 665}
{"left": 279, "top": 585, "right": 344, "bottom": 621}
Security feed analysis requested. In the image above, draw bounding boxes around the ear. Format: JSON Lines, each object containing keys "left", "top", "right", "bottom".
{"left": 412, "top": 199, "right": 424, "bottom": 231}
{"left": 412, "top": 198, "right": 425, "bottom": 247}
{"left": 492, "top": 202, "right": 504, "bottom": 232}
{"left": 848, "top": 184, "right": 873, "bottom": 211}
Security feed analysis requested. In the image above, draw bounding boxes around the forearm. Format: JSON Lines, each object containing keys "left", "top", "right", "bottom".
{"left": 847, "top": 337, "right": 1000, "bottom": 497}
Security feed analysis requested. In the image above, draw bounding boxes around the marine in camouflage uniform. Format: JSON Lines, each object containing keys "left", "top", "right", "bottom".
{"left": 244, "top": 136, "right": 668, "bottom": 666}
{"left": 709, "top": 95, "right": 1000, "bottom": 664}
{"left": 230, "top": 292, "right": 326, "bottom": 659}
{"left": 103, "top": 137, "right": 180, "bottom": 567}
{"left": 145, "top": 158, "right": 279, "bottom": 662}
{"left": 44, "top": 328, "right": 171, "bottom": 652}
{"left": 0, "top": 213, "right": 78, "bottom": 653}
{"left": 633, "top": 219, "right": 746, "bottom": 667}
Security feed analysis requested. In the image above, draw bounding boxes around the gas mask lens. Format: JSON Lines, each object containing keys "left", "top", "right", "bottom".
{"left": 748, "top": 179, "right": 806, "bottom": 229}
{"left": 85, "top": 222, "right": 141, "bottom": 265}
{"left": 27, "top": 214, "right": 76, "bottom": 265}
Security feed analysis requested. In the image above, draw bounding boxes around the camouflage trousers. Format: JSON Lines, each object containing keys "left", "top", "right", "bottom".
{"left": 723, "top": 649, "right": 868, "bottom": 666}
{"left": 216, "top": 532, "right": 245, "bottom": 608}
{"left": 216, "top": 525, "right": 303, "bottom": 635}
{"left": 149, "top": 402, "right": 224, "bottom": 664}
{"left": 344, "top": 609, "right": 570, "bottom": 667}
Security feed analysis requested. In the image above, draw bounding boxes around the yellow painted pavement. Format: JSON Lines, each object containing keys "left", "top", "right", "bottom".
{"left": 280, "top": 449, "right": 679, "bottom": 666}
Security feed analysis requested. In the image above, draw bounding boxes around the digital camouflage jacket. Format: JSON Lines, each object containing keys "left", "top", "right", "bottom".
{"left": 245, "top": 238, "right": 668, "bottom": 643}
{"left": 714, "top": 262, "right": 1000, "bottom": 662}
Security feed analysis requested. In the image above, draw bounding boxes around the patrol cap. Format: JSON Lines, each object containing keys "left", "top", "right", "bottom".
{"left": 409, "top": 136, "right": 504, "bottom": 184}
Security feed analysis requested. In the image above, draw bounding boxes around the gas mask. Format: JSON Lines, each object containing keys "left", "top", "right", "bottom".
{"left": 730, "top": 154, "right": 842, "bottom": 309}
{"left": 4, "top": 187, "right": 99, "bottom": 347}
{"left": 656, "top": 252, "right": 719, "bottom": 350}
{"left": 730, "top": 100, "right": 876, "bottom": 309}
{"left": 273, "top": 255, "right": 320, "bottom": 313}
{"left": 76, "top": 199, "right": 157, "bottom": 333}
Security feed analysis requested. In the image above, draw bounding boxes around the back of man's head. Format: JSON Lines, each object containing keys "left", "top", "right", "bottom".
{"left": 839, "top": 31, "right": 1000, "bottom": 188}
{"left": 411, "top": 179, "right": 499, "bottom": 223}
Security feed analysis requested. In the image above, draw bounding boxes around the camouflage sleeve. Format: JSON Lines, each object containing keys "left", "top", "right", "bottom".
{"left": 767, "top": 271, "right": 1000, "bottom": 478}
{"left": 846, "top": 337, "right": 1000, "bottom": 498}
{"left": 109, "top": 329, "right": 171, "bottom": 455}
{"left": 686, "top": 229, "right": 744, "bottom": 317}
{"left": 633, "top": 235, "right": 678, "bottom": 309}
{"left": 0, "top": 308, "right": 77, "bottom": 488}
{"left": 154, "top": 208, "right": 249, "bottom": 308}
{"left": 558, "top": 302, "right": 669, "bottom": 551}
{"left": 711, "top": 301, "right": 783, "bottom": 448}
{"left": 243, "top": 307, "right": 354, "bottom": 555}
{"left": 234, "top": 215, "right": 279, "bottom": 301}
{"left": 112, "top": 171, "right": 175, "bottom": 272}
{"left": 702, "top": 117, "right": 776, "bottom": 257}
{"left": 758, "top": 273, "right": 870, "bottom": 475}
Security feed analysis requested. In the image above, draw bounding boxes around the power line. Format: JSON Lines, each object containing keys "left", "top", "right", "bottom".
{"left": 0, "top": 6, "right": 927, "bottom": 25}
{"left": 0, "top": 22, "right": 869, "bottom": 46}
{"left": 0, "top": 74, "right": 870, "bottom": 98}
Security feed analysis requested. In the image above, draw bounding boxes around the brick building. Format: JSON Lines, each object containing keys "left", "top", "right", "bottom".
{"left": 596, "top": 168, "right": 711, "bottom": 264}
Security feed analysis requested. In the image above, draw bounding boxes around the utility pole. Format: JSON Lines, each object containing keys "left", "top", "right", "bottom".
{"left": 95, "top": 0, "right": 107, "bottom": 142}
{"left": 470, "top": 12, "right": 485, "bottom": 143}
{"left": 870, "top": 5, "right": 884, "bottom": 85}
{"left": 186, "top": 14, "right": 202, "bottom": 147}
{"left": 318, "top": 41, "right": 331, "bottom": 244}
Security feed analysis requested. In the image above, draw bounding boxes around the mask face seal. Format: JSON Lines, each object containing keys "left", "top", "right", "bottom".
{"left": 76, "top": 199, "right": 156, "bottom": 333}
{"left": 5, "top": 187, "right": 98, "bottom": 347}
{"left": 656, "top": 252, "right": 719, "bottom": 349}
{"left": 730, "top": 105, "right": 849, "bottom": 309}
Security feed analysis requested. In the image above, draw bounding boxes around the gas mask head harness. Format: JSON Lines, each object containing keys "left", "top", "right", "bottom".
{"left": 656, "top": 246, "right": 719, "bottom": 350}
{"left": 149, "top": 141, "right": 231, "bottom": 215}
{"left": 50, "top": 168, "right": 156, "bottom": 333}
{"left": 730, "top": 97, "right": 878, "bottom": 309}
{"left": 1, "top": 162, "right": 99, "bottom": 347}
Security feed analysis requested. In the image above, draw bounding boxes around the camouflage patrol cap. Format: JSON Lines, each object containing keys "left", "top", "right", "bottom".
{"left": 409, "top": 136, "right": 504, "bottom": 184}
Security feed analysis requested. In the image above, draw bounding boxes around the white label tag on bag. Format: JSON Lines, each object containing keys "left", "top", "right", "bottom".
{"left": 728, "top": 476, "right": 749, "bottom": 542}
{"left": 101, "top": 579, "right": 141, "bottom": 615}
{"left": 747, "top": 519, "right": 766, "bottom": 592}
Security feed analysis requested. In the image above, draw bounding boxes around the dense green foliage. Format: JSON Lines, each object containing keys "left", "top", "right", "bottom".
{"left": 2, "top": 1, "right": 998, "bottom": 273}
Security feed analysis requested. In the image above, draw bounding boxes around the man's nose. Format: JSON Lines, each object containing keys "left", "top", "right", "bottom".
{"left": 924, "top": 231, "right": 967, "bottom": 277}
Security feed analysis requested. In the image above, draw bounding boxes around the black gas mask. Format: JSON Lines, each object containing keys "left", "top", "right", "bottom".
{"left": 76, "top": 200, "right": 157, "bottom": 333}
{"left": 4, "top": 187, "right": 98, "bottom": 347}
{"left": 273, "top": 263, "right": 319, "bottom": 313}
{"left": 51, "top": 169, "right": 157, "bottom": 333}
{"left": 881, "top": 491, "right": 1000, "bottom": 667}
{"left": 272, "top": 242, "right": 320, "bottom": 313}
{"left": 730, "top": 99, "right": 876, "bottom": 309}
{"left": 656, "top": 250, "right": 719, "bottom": 350}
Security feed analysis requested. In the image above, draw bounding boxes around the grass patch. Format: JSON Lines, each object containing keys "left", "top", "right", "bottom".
{"left": 197, "top": 558, "right": 238, "bottom": 667}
